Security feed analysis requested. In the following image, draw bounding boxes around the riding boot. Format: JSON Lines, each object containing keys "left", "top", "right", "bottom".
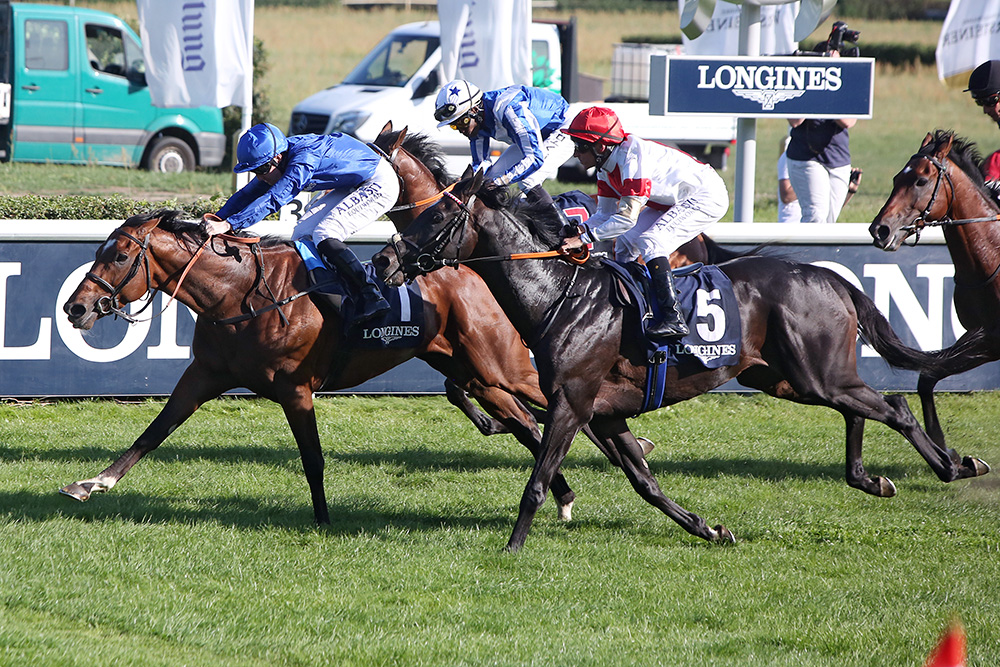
{"left": 317, "top": 239, "right": 390, "bottom": 325}
{"left": 646, "top": 256, "right": 689, "bottom": 341}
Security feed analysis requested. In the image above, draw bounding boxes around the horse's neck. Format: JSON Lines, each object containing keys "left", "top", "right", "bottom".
{"left": 471, "top": 208, "right": 596, "bottom": 334}
{"left": 944, "top": 170, "right": 1000, "bottom": 282}
{"left": 389, "top": 152, "right": 447, "bottom": 232}
{"left": 151, "top": 235, "right": 294, "bottom": 317}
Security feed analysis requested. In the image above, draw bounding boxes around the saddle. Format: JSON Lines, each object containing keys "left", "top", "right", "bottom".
{"left": 295, "top": 239, "right": 425, "bottom": 349}
{"left": 602, "top": 259, "right": 742, "bottom": 413}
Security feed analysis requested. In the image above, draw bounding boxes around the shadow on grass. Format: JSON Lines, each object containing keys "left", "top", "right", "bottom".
{"left": 0, "top": 489, "right": 517, "bottom": 535}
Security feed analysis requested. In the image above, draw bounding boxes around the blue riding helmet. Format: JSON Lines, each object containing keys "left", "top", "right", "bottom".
{"left": 234, "top": 123, "right": 289, "bottom": 173}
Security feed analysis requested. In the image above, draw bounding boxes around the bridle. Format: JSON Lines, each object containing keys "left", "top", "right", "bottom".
{"left": 901, "top": 152, "right": 955, "bottom": 245}
{"left": 385, "top": 190, "right": 476, "bottom": 280}
{"left": 368, "top": 139, "right": 457, "bottom": 214}
{"left": 84, "top": 229, "right": 156, "bottom": 322}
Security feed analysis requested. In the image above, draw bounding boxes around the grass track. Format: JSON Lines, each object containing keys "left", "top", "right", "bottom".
{"left": 2, "top": 393, "right": 999, "bottom": 665}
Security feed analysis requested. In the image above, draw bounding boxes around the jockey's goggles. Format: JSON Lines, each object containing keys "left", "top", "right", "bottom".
{"left": 974, "top": 93, "right": 1000, "bottom": 107}
{"left": 570, "top": 137, "right": 596, "bottom": 153}
{"left": 449, "top": 114, "right": 474, "bottom": 131}
{"left": 251, "top": 159, "right": 276, "bottom": 176}
{"left": 434, "top": 103, "right": 458, "bottom": 122}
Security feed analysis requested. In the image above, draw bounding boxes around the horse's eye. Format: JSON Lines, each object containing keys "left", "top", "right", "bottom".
{"left": 115, "top": 252, "right": 129, "bottom": 263}
{"left": 915, "top": 177, "right": 929, "bottom": 187}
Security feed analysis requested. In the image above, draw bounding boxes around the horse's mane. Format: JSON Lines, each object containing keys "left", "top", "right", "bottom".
{"left": 401, "top": 132, "right": 454, "bottom": 186}
{"left": 123, "top": 208, "right": 288, "bottom": 248}
{"left": 474, "top": 180, "right": 567, "bottom": 249}
{"left": 922, "top": 129, "right": 987, "bottom": 190}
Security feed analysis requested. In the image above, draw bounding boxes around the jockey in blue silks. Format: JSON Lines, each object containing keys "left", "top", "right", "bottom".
{"left": 434, "top": 79, "right": 574, "bottom": 209}
{"left": 208, "top": 123, "right": 397, "bottom": 325}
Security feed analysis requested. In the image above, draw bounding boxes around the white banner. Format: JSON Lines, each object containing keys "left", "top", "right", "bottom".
{"left": 136, "top": 0, "right": 254, "bottom": 108}
{"left": 936, "top": 0, "right": 1000, "bottom": 84}
{"left": 682, "top": 1, "right": 800, "bottom": 56}
{"left": 437, "top": 0, "right": 531, "bottom": 91}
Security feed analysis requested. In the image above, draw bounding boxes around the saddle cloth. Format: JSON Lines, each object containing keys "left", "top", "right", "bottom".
{"left": 295, "top": 239, "right": 425, "bottom": 349}
{"left": 601, "top": 259, "right": 742, "bottom": 413}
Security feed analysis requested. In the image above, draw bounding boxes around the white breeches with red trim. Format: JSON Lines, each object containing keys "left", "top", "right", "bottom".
{"left": 613, "top": 171, "right": 729, "bottom": 262}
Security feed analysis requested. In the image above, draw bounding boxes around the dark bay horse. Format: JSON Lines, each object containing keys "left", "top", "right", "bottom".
{"left": 870, "top": 129, "right": 1000, "bottom": 451}
{"left": 374, "top": 170, "right": 990, "bottom": 551}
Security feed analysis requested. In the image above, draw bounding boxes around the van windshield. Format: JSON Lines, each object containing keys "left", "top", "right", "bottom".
{"left": 343, "top": 34, "right": 439, "bottom": 87}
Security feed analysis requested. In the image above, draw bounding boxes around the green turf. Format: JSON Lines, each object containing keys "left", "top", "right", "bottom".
{"left": 1, "top": 393, "right": 998, "bottom": 665}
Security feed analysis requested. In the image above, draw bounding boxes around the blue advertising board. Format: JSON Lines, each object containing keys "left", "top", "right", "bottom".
{"left": 1, "top": 223, "right": 998, "bottom": 397}
{"left": 650, "top": 55, "right": 874, "bottom": 118}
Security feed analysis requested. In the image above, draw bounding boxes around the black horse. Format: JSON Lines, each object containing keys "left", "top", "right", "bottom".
{"left": 373, "top": 170, "right": 990, "bottom": 552}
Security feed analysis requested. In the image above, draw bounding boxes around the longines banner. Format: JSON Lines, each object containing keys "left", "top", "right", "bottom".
{"left": 650, "top": 55, "right": 875, "bottom": 118}
{"left": 1, "top": 224, "right": 999, "bottom": 396}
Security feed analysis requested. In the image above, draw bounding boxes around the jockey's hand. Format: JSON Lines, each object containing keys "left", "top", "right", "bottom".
{"left": 559, "top": 234, "right": 586, "bottom": 256}
{"left": 201, "top": 213, "right": 231, "bottom": 236}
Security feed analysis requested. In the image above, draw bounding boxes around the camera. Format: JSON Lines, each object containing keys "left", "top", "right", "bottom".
{"left": 824, "top": 21, "right": 861, "bottom": 57}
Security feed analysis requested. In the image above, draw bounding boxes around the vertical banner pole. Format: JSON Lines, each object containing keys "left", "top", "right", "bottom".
{"left": 733, "top": 2, "right": 760, "bottom": 223}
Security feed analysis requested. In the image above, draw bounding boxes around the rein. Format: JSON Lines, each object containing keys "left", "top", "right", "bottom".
{"left": 390, "top": 195, "right": 591, "bottom": 279}
{"left": 368, "top": 139, "right": 457, "bottom": 213}
{"left": 86, "top": 227, "right": 308, "bottom": 326}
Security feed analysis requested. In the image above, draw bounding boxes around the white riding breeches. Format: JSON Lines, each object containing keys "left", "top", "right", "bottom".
{"left": 613, "top": 169, "right": 730, "bottom": 262}
{"left": 291, "top": 158, "right": 399, "bottom": 244}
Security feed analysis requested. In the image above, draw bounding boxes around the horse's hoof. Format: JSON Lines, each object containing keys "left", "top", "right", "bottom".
{"left": 557, "top": 500, "right": 574, "bottom": 522}
{"left": 877, "top": 476, "right": 898, "bottom": 497}
{"left": 636, "top": 436, "right": 655, "bottom": 457}
{"left": 59, "top": 482, "right": 91, "bottom": 502}
{"left": 963, "top": 456, "right": 991, "bottom": 477}
{"left": 711, "top": 524, "right": 736, "bottom": 544}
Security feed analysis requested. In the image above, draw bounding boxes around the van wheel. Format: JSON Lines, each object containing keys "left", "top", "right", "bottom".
{"left": 145, "top": 136, "right": 195, "bottom": 173}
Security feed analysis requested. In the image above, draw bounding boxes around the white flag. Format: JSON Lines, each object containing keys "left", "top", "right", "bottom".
{"left": 136, "top": 0, "right": 254, "bottom": 108}
{"left": 682, "top": 1, "right": 800, "bottom": 56}
{"left": 936, "top": 0, "right": 1000, "bottom": 84}
{"left": 437, "top": 0, "right": 532, "bottom": 92}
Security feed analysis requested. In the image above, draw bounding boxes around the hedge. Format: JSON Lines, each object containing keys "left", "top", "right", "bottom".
{"left": 0, "top": 194, "right": 226, "bottom": 220}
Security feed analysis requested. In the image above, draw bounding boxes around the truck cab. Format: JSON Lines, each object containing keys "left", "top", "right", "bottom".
{"left": 0, "top": 2, "right": 225, "bottom": 172}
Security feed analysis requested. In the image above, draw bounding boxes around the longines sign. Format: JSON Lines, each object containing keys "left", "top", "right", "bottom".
{"left": 650, "top": 55, "right": 874, "bottom": 118}
{"left": 2, "top": 224, "right": 998, "bottom": 397}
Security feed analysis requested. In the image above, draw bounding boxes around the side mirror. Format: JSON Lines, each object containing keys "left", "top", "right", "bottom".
{"left": 412, "top": 69, "right": 439, "bottom": 100}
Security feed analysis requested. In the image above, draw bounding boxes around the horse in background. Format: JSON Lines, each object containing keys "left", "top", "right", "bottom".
{"left": 870, "top": 129, "right": 1000, "bottom": 452}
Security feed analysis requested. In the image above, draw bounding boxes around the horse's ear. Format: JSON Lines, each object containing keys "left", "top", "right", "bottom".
{"left": 391, "top": 125, "right": 408, "bottom": 153}
{"left": 469, "top": 168, "right": 486, "bottom": 195}
{"left": 921, "top": 132, "right": 934, "bottom": 149}
{"left": 934, "top": 133, "right": 954, "bottom": 160}
{"left": 460, "top": 164, "right": 475, "bottom": 181}
{"left": 379, "top": 120, "right": 393, "bottom": 137}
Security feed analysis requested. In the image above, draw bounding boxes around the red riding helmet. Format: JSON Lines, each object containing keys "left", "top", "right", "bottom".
{"left": 562, "top": 106, "right": 626, "bottom": 152}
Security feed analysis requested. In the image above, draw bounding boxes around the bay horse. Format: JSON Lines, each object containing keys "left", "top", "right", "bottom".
{"left": 373, "top": 170, "right": 990, "bottom": 552}
{"left": 58, "top": 130, "right": 605, "bottom": 523}
{"left": 870, "top": 129, "right": 1000, "bottom": 451}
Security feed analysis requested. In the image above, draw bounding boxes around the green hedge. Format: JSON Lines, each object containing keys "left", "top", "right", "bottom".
{"left": 0, "top": 194, "right": 226, "bottom": 220}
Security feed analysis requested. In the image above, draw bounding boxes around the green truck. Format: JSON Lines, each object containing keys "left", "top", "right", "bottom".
{"left": 0, "top": 1, "right": 225, "bottom": 172}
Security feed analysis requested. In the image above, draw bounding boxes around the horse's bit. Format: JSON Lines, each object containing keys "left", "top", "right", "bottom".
{"left": 387, "top": 190, "right": 476, "bottom": 279}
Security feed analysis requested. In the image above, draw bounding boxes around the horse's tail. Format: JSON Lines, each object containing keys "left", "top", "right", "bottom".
{"left": 703, "top": 234, "right": 769, "bottom": 264}
{"left": 838, "top": 275, "right": 989, "bottom": 375}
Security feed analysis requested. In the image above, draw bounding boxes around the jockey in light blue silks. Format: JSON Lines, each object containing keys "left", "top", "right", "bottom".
{"left": 208, "top": 123, "right": 398, "bottom": 325}
{"left": 434, "top": 79, "right": 574, "bottom": 209}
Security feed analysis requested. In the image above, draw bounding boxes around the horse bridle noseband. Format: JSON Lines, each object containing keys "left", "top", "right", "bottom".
{"left": 85, "top": 229, "right": 154, "bottom": 322}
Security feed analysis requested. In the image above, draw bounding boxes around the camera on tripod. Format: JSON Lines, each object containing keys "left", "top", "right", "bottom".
{"left": 824, "top": 21, "right": 861, "bottom": 57}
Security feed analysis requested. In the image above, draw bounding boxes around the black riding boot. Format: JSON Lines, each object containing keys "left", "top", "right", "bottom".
{"left": 317, "top": 239, "right": 390, "bottom": 325}
{"left": 646, "top": 256, "right": 689, "bottom": 341}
